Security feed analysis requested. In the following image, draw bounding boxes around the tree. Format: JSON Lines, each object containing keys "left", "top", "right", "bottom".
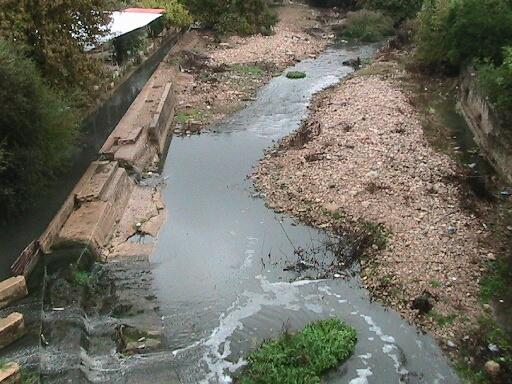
{"left": 184, "top": 0, "right": 277, "bottom": 35}
{"left": 0, "top": 40, "right": 78, "bottom": 217}
{"left": 0, "top": 0, "right": 115, "bottom": 96}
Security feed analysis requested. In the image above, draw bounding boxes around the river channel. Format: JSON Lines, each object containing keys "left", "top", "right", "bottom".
{"left": 0, "top": 44, "right": 462, "bottom": 384}
{"left": 147, "top": 45, "right": 461, "bottom": 383}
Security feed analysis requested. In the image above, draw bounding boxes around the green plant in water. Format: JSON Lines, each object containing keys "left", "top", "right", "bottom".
{"left": 73, "top": 270, "right": 91, "bottom": 287}
{"left": 286, "top": 71, "right": 307, "bottom": 79}
{"left": 237, "top": 318, "right": 357, "bottom": 384}
{"left": 21, "top": 368, "right": 39, "bottom": 384}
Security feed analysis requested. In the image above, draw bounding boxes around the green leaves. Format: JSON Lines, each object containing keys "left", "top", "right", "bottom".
{"left": 238, "top": 318, "right": 357, "bottom": 384}
{"left": 415, "top": 0, "right": 512, "bottom": 71}
{"left": 0, "top": 40, "right": 78, "bottom": 217}
{"left": 183, "top": 0, "right": 277, "bottom": 36}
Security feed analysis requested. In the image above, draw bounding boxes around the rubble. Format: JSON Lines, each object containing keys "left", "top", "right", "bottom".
{"left": 253, "top": 73, "right": 489, "bottom": 341}
{"left": 0, "top": 277, "right": 28, "bottom": 309}
{"left": 0, "top": 313, "right": 25, "bottom": 349}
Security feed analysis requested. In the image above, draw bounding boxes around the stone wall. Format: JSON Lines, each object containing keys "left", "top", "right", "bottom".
{"left": 460, "top": 69, "right": 512, "bottom": 184}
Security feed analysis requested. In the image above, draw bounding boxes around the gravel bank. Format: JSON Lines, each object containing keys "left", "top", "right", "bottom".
{"left": 252, "top": 64, "right": 491, "bottom": 343}
{"left": 170, "top": 3, "right": 330, "bottom": 135}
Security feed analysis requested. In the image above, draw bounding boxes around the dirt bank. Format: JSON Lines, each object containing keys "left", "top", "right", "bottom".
{"left": 252, "top": 54, "right": 496, "bottom": 346}
{"left": 168, "top": 4, "right": 333, "bottom": 135}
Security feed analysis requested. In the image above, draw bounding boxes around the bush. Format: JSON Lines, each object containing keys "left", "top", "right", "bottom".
{"left": 0, "top": 0, "right": 114, "bottom": 101}
{"left": 307, "top": 0, "right": 358, "bottom": 8}
{"left": 238, "top": 319, "right": 357, "bottom": 384}
{"left": 0, "top": 40, "right": 78, "bottom": 217}
{"left": 184, "top": 0, "right": 277, "bottom": 35}
{"left": 358, "top": 0, "right": 423, "bottom": 21}
{"left": 415, "top": 0, "right": 512, "bottom": 71}
{"left": 341, "top": 9, "right": 394, "bottom": 42}
{"left": 478, "top": 47, "right": 512, "bottom": 112}
{"left": 137, "top": 0, "right": 193, "bottom": 28}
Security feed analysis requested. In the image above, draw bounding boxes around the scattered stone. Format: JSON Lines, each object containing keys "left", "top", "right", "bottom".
{"left": 0, "top": 276, "right": 28, "bottom": 309}
{"left": 0, "top": 313, "right": 26, "bottom": 350}
{"left": 446, "top": 340, "right": 457, "bottom": 348}
{"left": 484, "top": 360, "right": 501, "bottom": 377}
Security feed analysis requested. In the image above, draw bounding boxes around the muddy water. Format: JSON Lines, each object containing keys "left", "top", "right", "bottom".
{"left": 151, "top": 47, "right": 461, "bottom": 383}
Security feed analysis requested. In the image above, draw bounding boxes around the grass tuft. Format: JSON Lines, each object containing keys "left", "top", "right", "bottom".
{"left": 429, "top": 310, "right": 457, "bottom": 328}
{"left": 286, "top": 71, "right": 307, "bottom": 79}
{"left": 175, "top": 108, "right": 207, "bottom": 124}
{"left": 479, "top": 259, "right": 510, "bottom": 304}
{"left": 238, "top": 318, "right": 357, "bottom": 384}
{"left": 233, "top": 64, "right": 265, "bottom": 76}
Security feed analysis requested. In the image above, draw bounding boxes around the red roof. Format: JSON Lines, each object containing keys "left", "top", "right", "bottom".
{"left": 123, "top": 8, "right": 165, "bottom": 14}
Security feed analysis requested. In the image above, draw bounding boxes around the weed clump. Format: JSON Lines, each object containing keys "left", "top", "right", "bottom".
{"left": 238, "top": 318, "right": 357, "bottom": 384}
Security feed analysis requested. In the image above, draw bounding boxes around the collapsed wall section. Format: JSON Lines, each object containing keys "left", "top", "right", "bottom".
{"left": 12, "top": 63, "right": 176, "bottom": 277}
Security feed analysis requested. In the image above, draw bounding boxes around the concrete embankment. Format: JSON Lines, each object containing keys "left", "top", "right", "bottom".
{"left": 12, "top": 62, "right": 176, "bottom": 276}
{"left": 460, "top": 69, "right": 512, "bottom": 184}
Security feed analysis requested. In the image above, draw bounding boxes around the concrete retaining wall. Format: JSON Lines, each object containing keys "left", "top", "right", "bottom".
{"left": 100, "top": 77, "right": 176, "bottom": 171}
{"left": 12, "top": 54, "right": 177, "bottom": 276}
{"left": 460, "top": 70, "right": 512, "bottom": 184}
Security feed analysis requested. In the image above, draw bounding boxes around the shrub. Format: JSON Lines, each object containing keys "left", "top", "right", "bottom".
{"left": 184, "top": 0, "right": 277, "bottom": 35}
{"left": 341, "top": 9, "right": 394, "bottom": 42}
{"left": 415, "top": 0, "right": 512, "bottom": 71}
{"left": 477, "top": 47, "right": 512, "bottom": 112}
{"left": 238, "top": 319, "right": 357, "bottom": 384}
{"left": 307, "top": 0, "right": 359, "bottom": 8}
{"left": 358, "top": 0, "right": 423, "bottom": 21}
{"left": 0, "top": 40, "right": 78, "bottom": 217}
{"left": 137, "top": 0, "right": 193, "bottom": 28}
{"left": 0, "top": 0, "right": 114, "bottom": 99}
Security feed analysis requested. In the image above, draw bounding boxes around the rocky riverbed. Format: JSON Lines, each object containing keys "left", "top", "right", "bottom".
{"left": 252, "top": 54, "right": 496, "bottom": 348}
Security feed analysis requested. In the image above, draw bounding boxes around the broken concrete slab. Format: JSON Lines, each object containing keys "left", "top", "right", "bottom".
{"left": 0, "top": 277, "right": 28, "bottom": 309}
{"left": 0, "top": 362, "right": 21, "bottom": 384}
{"left": 53, "top": 162, "right": 134, "bottom": 259}
{"left": 76, "top": 161, "right": 119, "bottom": 203}
{"left": 0, "top": 312, "right": 26, "bottom": 349}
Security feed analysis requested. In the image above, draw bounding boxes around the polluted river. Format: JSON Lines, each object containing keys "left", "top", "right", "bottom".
{"left": 3, "top": 46, "right": 461, "bottom": 383}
